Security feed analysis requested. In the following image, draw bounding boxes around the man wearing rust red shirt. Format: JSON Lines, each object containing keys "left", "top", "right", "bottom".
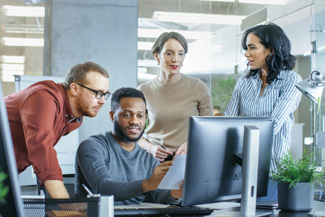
{"left": 4, "top": 61, "right": 110, "bottom": 198}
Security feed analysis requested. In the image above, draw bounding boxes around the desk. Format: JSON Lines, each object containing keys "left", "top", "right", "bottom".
{"left": 208, "top": 201, "right": 325, "bottom": 217}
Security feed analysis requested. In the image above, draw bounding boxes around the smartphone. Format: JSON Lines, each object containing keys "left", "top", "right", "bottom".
{"left": 164, "top": 154, "right": 174, "bottom": 161}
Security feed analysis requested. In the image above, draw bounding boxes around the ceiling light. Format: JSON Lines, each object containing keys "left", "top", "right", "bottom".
{"left": 1, "top": 5, "right": 45, "bottom": 17}
{"left": 138, "top": 67, "right": 148, "bottom": 74}
{"left": 1, "top": 64, "right": 25, "bottom": 71}
{"left": 194, "top": 0, "right": 235, "bottom": 2}
{"left": 239, "top": 0, "right": 289, "bottom": 4}
{"left": 138, "top": 40, "right": 217, "bottom": 52}
{"left": 24, "top": 0, "right": 45, "bottom": 4}
{"left": 1, "top": 37, "right": 44, "bottom": 47}
{"left": 3, "top": 24, "right": 44, "bottom": 34}
{"left": 138, "top": 42, "right": 154, "bottom": 51}
{"left": 195, "top": 0, "right": 289, "bottom": 4}
{"left": 1, "top": 56, "right": 25, "bottom": 64}
{"left": 153, "top": 11, "right": 246, "bottom": 25}
{"left": 138, "top": 29, "right": 213, "bottom": 40}
{"left": 138, "top": 60, "right": 159, "bottom": 67}
{"left": 137, "top": 72, "right": 156, "bottom": 83}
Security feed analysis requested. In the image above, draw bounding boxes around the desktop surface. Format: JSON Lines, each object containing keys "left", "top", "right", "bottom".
{"left": 114, "top": 201, "right": 325, "bottom": 217}
{"left": 208, "top": 201, "right": 325, "bottom": 217}
{"left": 20, "top": 197, "right": 325, "bottom": 217}
{"left": 114, "top": 204, "right": 214, "bottom": 217}
{"left": 114, "top": 206, "right": 213, "bottom": 217}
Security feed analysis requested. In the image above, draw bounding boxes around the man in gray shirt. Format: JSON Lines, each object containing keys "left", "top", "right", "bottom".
{"left": 75, "top": 87, "right": 182, "bottom": 205}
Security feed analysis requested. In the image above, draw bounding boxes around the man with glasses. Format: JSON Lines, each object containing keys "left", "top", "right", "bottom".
{"left": 4, "top": 61, "right": 110, "bottom": 198}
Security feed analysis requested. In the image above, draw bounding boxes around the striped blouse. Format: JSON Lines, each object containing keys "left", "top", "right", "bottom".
{"left": 225, "top": 70, "right": 302, "bottom": 173}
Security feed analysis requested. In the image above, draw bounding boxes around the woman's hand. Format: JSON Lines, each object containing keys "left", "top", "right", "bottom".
{"left": 174, "top": 142, "right": 187, "bottom": 157}
{"left": 156, "top": 146, "right": 173, "bottom": 162}
{"left": 138, "top": 138, "right": 173, "bottom": 161}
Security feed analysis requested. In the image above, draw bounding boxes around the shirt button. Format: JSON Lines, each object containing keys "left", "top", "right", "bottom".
{"left": 65, "top": 114, "right": 68, "bottom": 117}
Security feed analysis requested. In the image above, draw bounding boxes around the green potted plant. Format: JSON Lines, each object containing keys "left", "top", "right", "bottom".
{"left": 271, "top": 152, "right": 324, "bottom": 212}
{"left": 0, "top": 169, "right": 9, "bottom": 206}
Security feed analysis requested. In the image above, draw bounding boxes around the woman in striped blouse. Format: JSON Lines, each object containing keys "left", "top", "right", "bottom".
{"left": 225, "top": 23, "right": 302, "bottom": 201}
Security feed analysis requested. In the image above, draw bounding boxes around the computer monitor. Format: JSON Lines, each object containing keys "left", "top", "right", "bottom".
{"left": 182, "top": 116, "right": 274, "bottom": 207}
{"left": 0, "top": 82, "right": 25, "bottom": 216}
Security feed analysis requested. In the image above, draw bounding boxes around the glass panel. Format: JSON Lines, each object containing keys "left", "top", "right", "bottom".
{"left": 0, "top": 0, "right": 44, "bottom": 96}
{"left": 311, "top": 2, "right": 325, "bottom": 201}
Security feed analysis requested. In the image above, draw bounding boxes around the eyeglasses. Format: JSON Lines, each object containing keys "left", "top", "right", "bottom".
{"left": 76, "top": 83, "right": 111, "bottom": 100}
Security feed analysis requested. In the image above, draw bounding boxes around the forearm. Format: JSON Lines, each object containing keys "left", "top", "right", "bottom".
{"left": 142, "top": 179, "right": 156, "bottom": 194}
{"left": 97, "top": 179, "right": 144, "bottom": 201}
{"left": 146, "top": 189, "right": 182, "bottom": 205}
{"left": 170, "top": 189, "right": 182, "bottom": 199}
{"left": 82, "top": 164, "right": 145, "bottom": 201}
{"left": 44, "top": 180, "right": 69, "bottom": 199}
{"left": 271, "top": 73, "right": 302, "bottom": 134}
{"left": 272, "top": 93, "right": 301, "bottom": 135}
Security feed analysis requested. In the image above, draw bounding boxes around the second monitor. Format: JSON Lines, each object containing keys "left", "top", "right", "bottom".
{"left": 182, "top": 116, "right": 274, "bottom": 206}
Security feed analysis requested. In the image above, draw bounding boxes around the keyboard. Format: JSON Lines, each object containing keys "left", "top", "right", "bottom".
{"left": 114, "top": 206, "right": 214, "bottom": 216}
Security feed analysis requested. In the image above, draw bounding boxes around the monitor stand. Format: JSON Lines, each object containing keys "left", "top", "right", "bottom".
{"left": 213, "top": 126, "right": 271, "bottom": 217}
{"left": 240, "top": 126, "right": 271, "bottom": 217}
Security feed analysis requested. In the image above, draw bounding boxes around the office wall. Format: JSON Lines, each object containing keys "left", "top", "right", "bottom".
{"left": 44, "top": 0, "right": 138, "bottom": 141}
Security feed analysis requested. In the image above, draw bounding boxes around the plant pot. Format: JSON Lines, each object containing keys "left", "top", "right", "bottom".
{"left": 278, "top": 182, "right": 313, "bottom": 212}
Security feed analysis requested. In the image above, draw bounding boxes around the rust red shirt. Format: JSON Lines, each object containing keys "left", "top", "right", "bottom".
{"left": 4, "top": 80, "right": 82, "bottom": 183}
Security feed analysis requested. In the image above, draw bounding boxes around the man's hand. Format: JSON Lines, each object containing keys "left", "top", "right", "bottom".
{"left": 44, "top": 180, "right": 88, "bottom": 211}
{"left": 142, "top": 161, "right": 173, "bottom": 193}
{"left": 170, "top": 181, "right": 183, "bottom": 199}
{"left": 44, "top": 180, "right": 70, "bottom": 199}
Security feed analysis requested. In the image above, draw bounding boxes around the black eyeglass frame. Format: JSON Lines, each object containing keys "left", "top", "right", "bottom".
{"left": 76, "top": 83, "right": 111, "bottom": 100}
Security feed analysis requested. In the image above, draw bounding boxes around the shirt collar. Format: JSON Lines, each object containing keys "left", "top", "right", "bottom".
{"left": 59, "top": 84, "right": 77, "bottom": 122}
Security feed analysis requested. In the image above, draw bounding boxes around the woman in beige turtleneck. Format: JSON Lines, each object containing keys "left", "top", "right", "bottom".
{"left": 137, "top": 32, "right": 213, "bottom": 162}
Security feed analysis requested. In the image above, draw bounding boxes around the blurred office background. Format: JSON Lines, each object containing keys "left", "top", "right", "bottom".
{"left": 0, "top": 0, "right": 324, "bottom": 197}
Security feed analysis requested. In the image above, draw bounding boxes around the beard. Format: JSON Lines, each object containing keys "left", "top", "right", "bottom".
{"left": 76, "top": 97, "right": 101, "bottom": 117}
{"left": 114, "top": 120, "right": 145, "bottom": 142}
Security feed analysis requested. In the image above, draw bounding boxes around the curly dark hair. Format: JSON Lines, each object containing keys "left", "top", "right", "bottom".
{"left": 111, "top": 87, "right": 146, "bottom": 111}
{"left": 242, "top": 23, "right": 296, "bottom": 84}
